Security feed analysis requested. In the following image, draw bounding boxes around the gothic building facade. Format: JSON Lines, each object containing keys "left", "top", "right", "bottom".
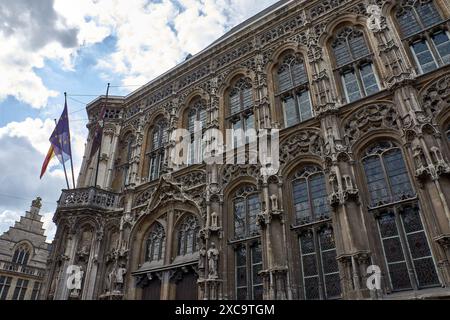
{"left": 42, "top": 0, "right": 450, "bottom": 300}
{"left": 0, "top": 198, "right": 50, "bottom": 300}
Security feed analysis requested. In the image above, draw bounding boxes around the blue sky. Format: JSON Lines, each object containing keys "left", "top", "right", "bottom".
{"left": 0, "top": 0, "right": 278, "bottom": 242}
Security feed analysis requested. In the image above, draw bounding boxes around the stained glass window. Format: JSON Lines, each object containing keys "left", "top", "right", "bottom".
{"left": 331, "top": 26, "right": 379, "bottom": 103}
{"left": 233, "top": 186, "right": 261, "bottom": 239}
{"left": 362, "top": 141, "right": 415, "bottom": 207}
{"left": 395, "top": 0, "right": 448, "bottom": 73}
{"left": 362, "top": 141, "right": 440, "bottom": 291}
{"left": 186, "top": 98, "right": 207, "bottom": 165}
{"left": 277, "top": 53, "right": 313, "bottom": 127}
{"left": 228, "top": 77, "right": 255, "bottom": 149}
{"left": 177, "top": 216, "right": 200, "bottom": 256}
{"left": 299, "top": 228, "right": 341, "bottom": 300}
{"left": 148, "top": 118, "right": 168, "bottom": 181}
{"left": 146, "top": 223, "right": 166, "bottom": 262}
{"left": 292, "top": 166, "right": 330, "bottom": 225}
{"left": 235, "top": 242, "right": 263, "bottom": 300}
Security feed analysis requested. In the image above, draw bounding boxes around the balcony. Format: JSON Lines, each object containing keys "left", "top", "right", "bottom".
{"left": 0, "top": 261, "right": 46, "bottom": 278}
{"left": 57, "top": 187, "right": 119, "bottom": 211}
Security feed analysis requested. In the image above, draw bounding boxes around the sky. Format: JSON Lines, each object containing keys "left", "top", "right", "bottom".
{"left": 0, "top": 0, "right": 278, "bottom": 242}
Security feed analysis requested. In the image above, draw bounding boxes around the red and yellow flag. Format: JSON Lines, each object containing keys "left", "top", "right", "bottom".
{"left": 40, "top": 144, "right": 55, "bottom": 179}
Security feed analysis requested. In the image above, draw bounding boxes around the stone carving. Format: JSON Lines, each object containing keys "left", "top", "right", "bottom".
{"left": 343, "top": 104, "right": 401, "bottom": 146}
{"left": 270, "top": 194, "right": 279, "bottom": 211}
{"left": 32, "top": 197, "right": 42, "bottom": 209}
{"left": 210, "top": 211, "right": 218, "bottom": 229}
{"left": 280, "top": 129, "right": 324, "bottom": 164}
{"left": 420, "top": 75, "right": 450, "bottom": 121}
{"left": 207, "top": 242, "right": 219, "bottom": 279}
{"left": 199, "top": 247, "right": 207, "bottom": 270}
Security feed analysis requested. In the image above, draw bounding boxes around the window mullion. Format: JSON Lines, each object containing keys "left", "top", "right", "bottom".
{"left": 380, "top": 152, "right": 395, "bottom": 202}
{"left": 354, "top": 64, "right": 366, "bottom": 97}
{"left": 394, "top": 207, "right": 419, "bottom": 290}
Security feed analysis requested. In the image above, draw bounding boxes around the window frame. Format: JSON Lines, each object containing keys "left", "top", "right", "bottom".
{"left": 275, "top": 53, "right": 314, "bottom": 128}
{"left": 394, "top": 0, "right": 450, "bottom": 74}
{"left": 330, "top": 26, "right": 381, "bottom": 104}
{"left": 146, "top": 118, "right": 168, "bottom": 182}
{"left": 360, "top": 141, "right": 441, "bottom": 292}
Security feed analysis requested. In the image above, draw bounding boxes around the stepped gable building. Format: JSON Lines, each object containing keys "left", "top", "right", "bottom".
{"left": 42, "top": 0, "right": 450, "bottom": 300}
{"left": 0, "top": 198, "right": 50, "bottom": 300}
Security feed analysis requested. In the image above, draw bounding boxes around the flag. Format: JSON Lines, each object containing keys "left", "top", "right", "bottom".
{"left": 89, "top": 95, "right": 108, "bottom": 159}
{"left": 40, "top": 145, "right": 55, "bottom": 179}
{"left": 50, "top": 101, "right": 72, "bottom": 165}
{"left": 40, "top": 101, "right": 73, "bottom": 179}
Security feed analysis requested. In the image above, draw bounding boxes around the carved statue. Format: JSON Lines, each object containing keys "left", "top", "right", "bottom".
{"left": 199, "top": 246, "right": 207, "bottom": 270}
{"left": 32, "top": 197, "right": 42, "bottom": 209}
{"left": 211, "top": 211, "right": 218, "bottom": 228}
{"left": 270, "top": 194, "right": 279, "bottom": 211}
{"left": 207, "top": 242, "right": 219, "bottom": 279}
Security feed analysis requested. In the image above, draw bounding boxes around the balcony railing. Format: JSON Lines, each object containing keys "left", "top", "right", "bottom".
{"left": 57, "top": 187, "right": 119, "bottom": 210}
{"left": 0, "top": 261, "right": 46, "bottom": 278}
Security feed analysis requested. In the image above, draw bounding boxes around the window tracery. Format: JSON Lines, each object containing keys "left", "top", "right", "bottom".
{"left": 177, "top": 215, "right": 200, "bottom": 256}
{"left": 146, "top": 223, "right": 166, "bottom": 262}
{"left": 147, "top": 118, "right": 168, "bottom": 181}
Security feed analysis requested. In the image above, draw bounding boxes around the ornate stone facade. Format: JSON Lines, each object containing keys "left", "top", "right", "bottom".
{"left": 0, "top": 198, "right": 51, "bottom": 300}
{"left": 42, "top": 0, "right": 450, "bottom": 300}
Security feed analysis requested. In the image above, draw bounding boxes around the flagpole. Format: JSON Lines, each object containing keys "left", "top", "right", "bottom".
{"left": 94, "top": 83, "right": 110, "bottom": 188}
{"left": 65, "top": 92, "right": 77, "bottom": 189}
{"left": 55, "top": 119, "right": 71, "bottom": 190}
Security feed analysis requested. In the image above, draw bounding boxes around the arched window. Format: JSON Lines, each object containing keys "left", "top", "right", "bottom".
{"left": 362, "top": 141, "right": 415, "bottom": 207}
{"left": 331, "top": 26, "right": 380, "bottom": 103}
{"left": 147, "top": 118, "right": 168, "bottom": 181}
{"left": 12, "top": 244, "right": 30, "bottom": 265}
{"left": 186, "top": 98, "right": 207, "bottom": 165}
{"left": 361, "top": 141, "right": 440, "bottom": 291}
{"left": 292, "top": 165, "right": 330, "bottom": 226}
{"left": 146, "top": 223, "right": 166, "bottom": 262}
{"left": 231, "top": 185, "right": 263, "bottom": 300}
{"left": 227, "top": 77, "right": 255, "bottom": 149}
{"left": 177, "top": 215, "right": 200, "bottom": 256}
{"left": 122, "top": 134, "right": 135, "bottom": 187}
{"left": 276, "top": 53, "right": 313, "bottom": 127}
{"left": 395, "top": 0, "right": 449, "bottom": 74}
{"left": 290, "top": 166, "right": 340, "bottom": 300}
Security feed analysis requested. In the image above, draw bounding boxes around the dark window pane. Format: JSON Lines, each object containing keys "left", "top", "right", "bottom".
{"left": 363, "top": 156, "right": 389, "bottom": 206}
{"left": 304, "top": 276, "right": 320, "bottom": 300}
{"left": 389, "top": 262, "right": 413, "bottom": 291}
{"left": 283, "top": 95, "right": 299, "bottom": 128}
{"left": 300, "top": 233, "right": 315, "bottom": 254}
{"left": 383, "top": 149, "right": 414, "bottom": 201}
{"left": 342, "top": 70, "right": 362, "bottom": 103}
{"left": 348, "top": 32, "right": 370, "bottom": 59}
{"left": 378, "top": 213, "right": 398, "bottom": 238}
{"left": 278, "top": 68, "right": 293, "bottom": 92}
{"left": 413, "top": 258, "right": 440, "bottom": 288}
{"left": 383, "top": 237, "right": 406, "bottom": 263}
{"left": 412, "top": 40, "right": 438, "bottom": 73}
{"left": 302, "top": 254, "right": 318, "bottom": 277}
{"left": 360, "top": 63, "right": 379, "bottom": 96}
{"left": 333, "top": 41, "right": 352, "bottom": 67}
{"left": 401, "top": 206, "right": 424, "bottom": 233}
{"left": 397, "top": 9, "right": 422, "bottom": 37}
{"left": 310, "top": 174, "right": 330, "bottom": 218}
{"left": 292, "top": 62, "right": 308, "bottom": 86}
{"left": 234, "top": 199, "right": 246, "bottom": 238}
{"left": 298, "top": 90, "right": 313, "bottom": 122}
{"left": 236, "top": 246, "right": 246, "bottom": 267}
{"left": 324, "top": 273, "right": 341, "bottom": 299}
{"left": 253, "top": 285, "right": 264, "bottom": 300}
{"left": 293, "top": 179, "right": 311, "bottom": 223}
{"left": 432, "top": 31, "right": 450, "bottom": 64}
{"left": 321, "top": 250, "right": 339, "bottom": 274}
{"left": 236, "top": 288, "right": 247, "bottom": 300}
{"left": 236, "top": 267, "right": 247, "bottom": 287}
{"left": 417, "top": 1, "right": 443, "bottom": 28}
